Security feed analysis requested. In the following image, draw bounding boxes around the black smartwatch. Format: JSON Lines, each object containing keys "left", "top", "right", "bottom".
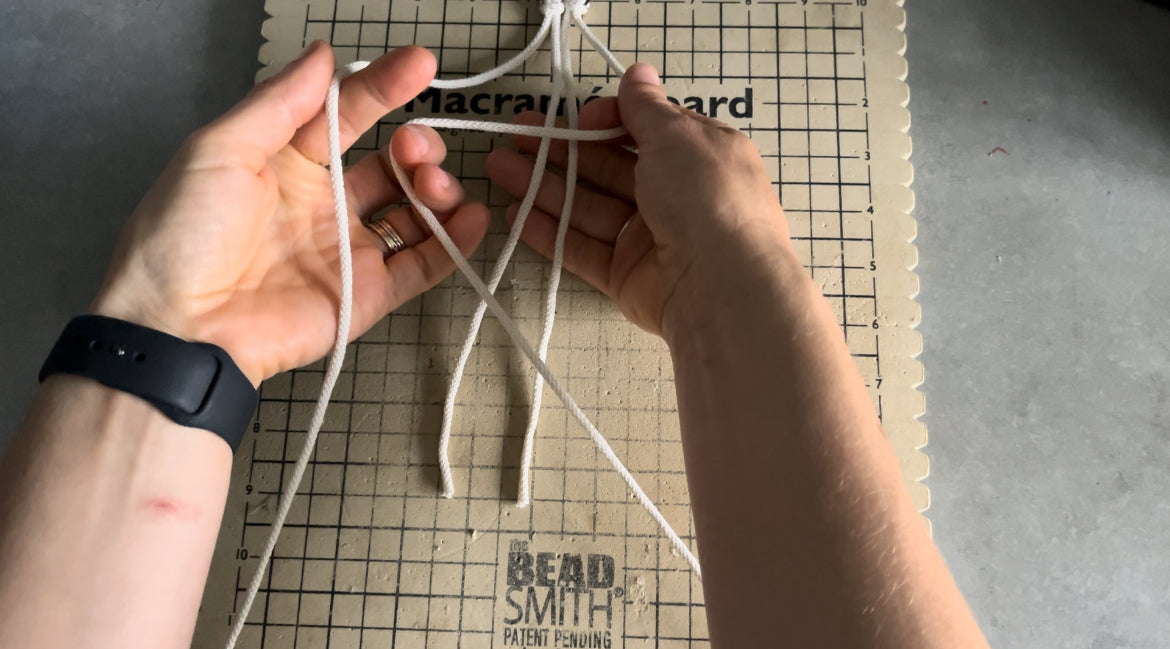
{"left": 39, "top": 315, "right": 257, "bottom": 452}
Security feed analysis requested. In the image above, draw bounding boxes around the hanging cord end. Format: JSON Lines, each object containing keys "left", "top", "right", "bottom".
{"left": 438, "top": 431, "right": 457, "bottom": 498}
{"left": 517, "top": 464, "right": 532, "bottom": 508}
{"left": 516, "top": 435, "right": 535, "bottom": 508}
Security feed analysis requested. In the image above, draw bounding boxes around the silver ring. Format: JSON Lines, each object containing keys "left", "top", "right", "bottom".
{"left": 365, "top": 218, "right": 407, "bottom": 258}
{"left": 613, "top": 215, "right": 635, "bottom": 246}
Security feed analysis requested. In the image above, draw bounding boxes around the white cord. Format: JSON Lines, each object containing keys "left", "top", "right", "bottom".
{"left": 439, "top": 0, "right": 574, "bottom": 506}
{"left": 417, "top": 0, "right": 700, "bottom": 575}
{"left": 435, "top": 19, "right": 567, "bottom": 500}
{"left": 430, "top": 8, "right": 554, "bottom": 89}
{"left": 408, "top": 118, "right": 624, "bottom": 141}
{"left": 386, "top": 141, "right": 702, "bottom": 579}
{"left": 222, "top": 60, "right": 366, "bottom": 649}
{"left": 434, "top": 0, "right": 624, "bottom": 506}
{"left": 518, "top": 8, "right": 579, "bottom": 508}
{"left": 572, "top": 4, "right": 626, "bottom": 76}
{"left": 226, "top": 5, "right": 700, "bottom": 645}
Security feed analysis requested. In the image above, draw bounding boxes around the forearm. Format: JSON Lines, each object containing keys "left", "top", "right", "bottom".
{"left": 666, "top": 249, "right": 986, "bottom": 648}
{"left": 0, "top": 375, "right": 232, "bottom": 649}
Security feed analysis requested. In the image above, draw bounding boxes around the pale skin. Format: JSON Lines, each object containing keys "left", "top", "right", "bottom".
{"left": 0, "top": 41, "right": 988, "bottom": 649}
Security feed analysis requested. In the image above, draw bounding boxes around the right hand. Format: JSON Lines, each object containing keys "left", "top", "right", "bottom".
{"left": 486, "top": 63, "right": 795, "bottom": 337}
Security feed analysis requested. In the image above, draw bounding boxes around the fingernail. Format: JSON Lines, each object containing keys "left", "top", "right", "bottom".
{"left": 439, "top": 170, "right": 453, "bottom": 189}
{"left": 405, "top": 125, "right": 429, "bottom": 157}
{"left": 278, "top": 40, "right": 322, "bottom": 76}
{"left": 626, "top": 63, "right": 660, "bottom": 86}
{"left": 294, "top": 40, "right": 324, "bottom": 63}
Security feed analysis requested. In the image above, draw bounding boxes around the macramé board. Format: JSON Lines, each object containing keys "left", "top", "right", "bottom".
{"left": 194, "top": 1, "right": 921, "bottom": 647}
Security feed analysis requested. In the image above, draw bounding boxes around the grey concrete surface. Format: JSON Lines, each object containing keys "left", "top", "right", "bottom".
{"left": 908, "top": 2, "right": 1170, "bottom": 647}
{"left": 1, "top": 0, "right": 1167, "bottom": 647}
{"left": 0, "top": 0, "right": 267, "bottom": 425}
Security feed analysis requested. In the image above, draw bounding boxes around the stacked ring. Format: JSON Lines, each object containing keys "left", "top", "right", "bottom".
{"left": 364, "top": 218, "right": 407, "bottom": 258}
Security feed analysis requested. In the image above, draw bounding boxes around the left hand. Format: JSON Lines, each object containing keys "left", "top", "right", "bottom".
{"left": 92, "top": 42, "right": 489, "bottom": 385}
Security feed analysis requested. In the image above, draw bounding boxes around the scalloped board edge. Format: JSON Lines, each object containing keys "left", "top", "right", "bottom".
{"left": 865, "top": 0, "right": 927, "bottom": 513}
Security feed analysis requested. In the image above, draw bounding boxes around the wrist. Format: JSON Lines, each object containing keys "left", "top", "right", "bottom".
{"left": 39, "top": 316, "right": 258, "bottom": 449}
{"left": 91, "top": 291, "right": 195, "bottom": 344}
{"left": 37, "top": 373, "right": 177, "bottom": 446}
{"left": 661, "top": 242, "right": 813, "bottom": 352}
{"left": 90, "top": 291, "right": 262, "bottom": 388}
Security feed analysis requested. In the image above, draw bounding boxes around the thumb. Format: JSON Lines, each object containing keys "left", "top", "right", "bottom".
{"left": 199, "top": 41, "right": 335, "bottom": 170}
{"left": 617, "top": 63, "right": 682, "bottom": 148}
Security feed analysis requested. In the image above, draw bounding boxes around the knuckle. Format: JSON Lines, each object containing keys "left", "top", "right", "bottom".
{"left": 336, "top": 109, "right": 362, "bottom": 144}
{"left": 415, "top": 248, "right": 442, "bottom": 285}
{"left": 565, "top": 230, "right": 590, "bottom": 261}
{"left": 729, "top": 131, "right": 760, "bottom": 157}
{"left": 705, "top": 126, "right": 761, "bottom": 165}
{"left": 642, "top": 111, "right": 697, "bottom": 152}
{"left": 659, "top": 107, "right": 692, "bottom": 130}
{"left": 359, "top": 72, "right": 394, "bottom": 111}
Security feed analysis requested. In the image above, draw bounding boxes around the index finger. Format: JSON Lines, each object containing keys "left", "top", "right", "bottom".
{"left": 291, "top": 45, "right": 437, "bottom": 165}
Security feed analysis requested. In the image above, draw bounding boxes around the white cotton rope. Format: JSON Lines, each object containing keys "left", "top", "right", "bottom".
{"left": 434, "top": 1, "right": 623, "bottom": 508}
{"left": 225, "top": 3, "right": 698, "bottom": 646}
{"left": 385, "top": 149, "right": 703, "bottom": 578}
{"left": 435, "top": 28, "right": 567, "bottom": 501}
{"left": 222, "top": 60, "right": 363, "bottom": 649}
{"left": 518, "top": 8, "right": 580, "bottom": 509}
{"left": 430, "top": 8, "right": 554, "bottom": 90}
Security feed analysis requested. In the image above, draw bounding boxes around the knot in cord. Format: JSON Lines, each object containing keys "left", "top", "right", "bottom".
{"left": 566, "top": 0, "right": 590, "bottom": 16}
{"left": 542, "top": 0, "right": 588, "bottom": 16}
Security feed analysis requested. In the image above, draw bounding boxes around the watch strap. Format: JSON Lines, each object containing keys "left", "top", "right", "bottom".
{"left": 39, "top": 315, "right": 257, "bottom": 452}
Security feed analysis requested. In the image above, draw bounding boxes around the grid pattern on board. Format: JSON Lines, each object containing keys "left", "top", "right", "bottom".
{"left": 193, "top": 1, "right": 919, "bottom": 648}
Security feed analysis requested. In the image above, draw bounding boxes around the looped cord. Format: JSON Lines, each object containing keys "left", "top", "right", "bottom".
{"left": 562, "top": 0, "right": 592, "bottom": 16}
{"left": 223, "top": 11, "right": 698, "bottom": 649}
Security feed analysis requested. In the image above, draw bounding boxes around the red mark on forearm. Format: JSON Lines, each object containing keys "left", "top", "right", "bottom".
{"left": 141, "top": 497, "right": 200, "bottom": 522}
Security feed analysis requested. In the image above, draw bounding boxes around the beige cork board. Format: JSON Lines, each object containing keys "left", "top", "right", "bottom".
{"left": 194, "top": 1, "right": 923, "bottom": 647}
